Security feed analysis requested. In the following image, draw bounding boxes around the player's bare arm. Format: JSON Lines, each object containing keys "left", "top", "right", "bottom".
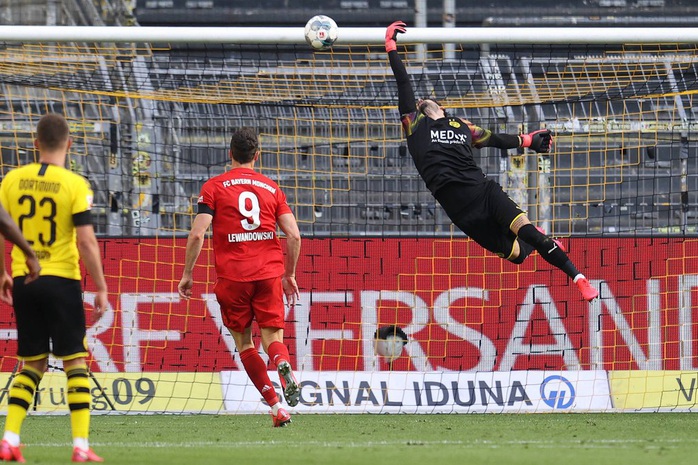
{"left": 0, "top": 238, "right": 12, "bottom": 305}
{"left": 76, "top": 224, "right": 108, "bottom": 323}
{"left": 277, "top": 212, "right": 301, "bottom": 306}
{"left": 0, "top": 206, "right": 40, "bottom": 283}
{"left": 178, "top": 213, "right": 213, "bottom": 299}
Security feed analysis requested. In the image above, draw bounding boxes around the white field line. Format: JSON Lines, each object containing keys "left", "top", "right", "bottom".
{"left": 21, "top": 438, "right": 698, "bottom": 449}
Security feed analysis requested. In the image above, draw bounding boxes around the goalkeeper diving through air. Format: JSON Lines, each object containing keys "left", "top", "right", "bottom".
{"left": 384, "top": 21, "right": 598, "bottom": 302}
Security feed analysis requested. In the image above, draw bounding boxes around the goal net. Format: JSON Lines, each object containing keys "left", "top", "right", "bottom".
{"left": 0, "top": 26, "right": 696, "bottom": 413}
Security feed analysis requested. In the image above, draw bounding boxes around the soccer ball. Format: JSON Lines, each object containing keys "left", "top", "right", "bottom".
{"left": 304, "top": 15, "right": 338, "bottom": 51}
{"left": 374, "top": 325, "right": 408, "bottom": 361}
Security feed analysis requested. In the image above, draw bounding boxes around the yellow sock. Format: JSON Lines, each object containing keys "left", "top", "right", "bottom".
{"left": 5, "top": 366, "right": 43, "bottom": 437}
{"left": 66, "top": 365, "right": 91, "bottom": 440}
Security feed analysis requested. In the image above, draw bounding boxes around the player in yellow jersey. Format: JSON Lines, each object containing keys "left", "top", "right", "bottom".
{"left": 0, "top": 114, "right": 108, "bottom": 463}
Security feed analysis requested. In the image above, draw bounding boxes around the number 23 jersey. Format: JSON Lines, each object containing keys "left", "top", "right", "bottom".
{"left": 197, "top": 167, "right": 292, "bottom": 282}
{"left": 0, "top": 162, "right": 94, "bottom": 280}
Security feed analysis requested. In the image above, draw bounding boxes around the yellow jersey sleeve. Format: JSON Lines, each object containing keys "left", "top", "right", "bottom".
{"left": 72, "top": 176, "right": 94, "bottom": 215}
{"left": 0, "top": 177, "right": 8, "bottom": 213}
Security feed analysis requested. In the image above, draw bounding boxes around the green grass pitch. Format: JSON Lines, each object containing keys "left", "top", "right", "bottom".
{"left": 9, "top": 413, "right": 696, "bottom": 465}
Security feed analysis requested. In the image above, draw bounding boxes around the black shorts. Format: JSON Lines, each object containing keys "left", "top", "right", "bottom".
{"left": 436, "top": 180, "right": 525, "bottom": 258}
{"left": 12, "top": 276, "right": 87, "bottom": 360}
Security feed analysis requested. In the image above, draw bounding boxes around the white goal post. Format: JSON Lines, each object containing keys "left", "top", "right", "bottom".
{"left": 0, "top": 25, "right": 697, "bottom": 44}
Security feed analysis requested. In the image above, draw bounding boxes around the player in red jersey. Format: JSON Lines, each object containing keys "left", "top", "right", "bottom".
{"left": 178, "top": 127, "right": 301, "bottom": 427}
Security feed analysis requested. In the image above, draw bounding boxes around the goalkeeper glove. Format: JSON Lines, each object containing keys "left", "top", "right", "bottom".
{"left": 520, "top": 129, "right": 553, "bottom": 153}
{"left": 385, "top": 20, "right": 407, "bottom": 53}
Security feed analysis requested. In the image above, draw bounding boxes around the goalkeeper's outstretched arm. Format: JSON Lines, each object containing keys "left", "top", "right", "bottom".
{"left": 476, "top": 129, "right": 554, "bottom": 154}
{"left": 385, "top": 21, "right": 416, "bottom": 116}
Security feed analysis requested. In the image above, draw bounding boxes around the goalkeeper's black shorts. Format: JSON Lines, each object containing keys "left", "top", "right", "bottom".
{"left": 436, "top": 179, "right": 525, "bottom": 259}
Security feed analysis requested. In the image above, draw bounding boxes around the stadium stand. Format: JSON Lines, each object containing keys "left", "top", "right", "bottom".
{"left": 133, "top": 0, "right": 698, "bottom": 27}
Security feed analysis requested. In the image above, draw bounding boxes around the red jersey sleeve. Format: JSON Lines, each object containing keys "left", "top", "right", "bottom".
{"left": 198, "top": 178, "right": 216, "bottom": 214}
{"left": 276, "top": 187, "right": 292, "bottom": 217}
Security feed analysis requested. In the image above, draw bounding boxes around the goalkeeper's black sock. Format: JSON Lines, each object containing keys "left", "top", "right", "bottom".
{"left": 517, "top": 224, "right": 580, "bottom": 278}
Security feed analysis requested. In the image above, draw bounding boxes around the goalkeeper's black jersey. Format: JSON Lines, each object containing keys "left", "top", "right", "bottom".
{"left": 402, "top": 111, "right": 488, "bottom": 195}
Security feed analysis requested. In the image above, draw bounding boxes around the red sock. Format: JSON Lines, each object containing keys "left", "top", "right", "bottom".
{"left": 267, "top": 341, "right": 291, "bottom": 368}
{"left": 239, "top": 348, "right": 278, "bottom": 406}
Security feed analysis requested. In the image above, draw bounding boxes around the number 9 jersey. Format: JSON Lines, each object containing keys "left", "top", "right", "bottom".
{"left": 0, "top": 162, "right": 94, "bottom": 280}
{"left": 196, "top": 167, "right": 292, "bottom": 282}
